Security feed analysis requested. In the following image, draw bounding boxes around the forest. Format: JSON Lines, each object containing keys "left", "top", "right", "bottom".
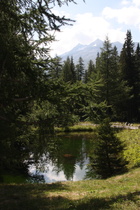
{"left": 0, "top": 0, "right": 140, "bottom": 180}
{"left": 50, "top": 31, "right": 140, "bottom": 124}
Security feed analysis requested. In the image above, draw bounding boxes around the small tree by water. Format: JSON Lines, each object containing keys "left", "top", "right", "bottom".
{"left": 89, "top": 118, "right": 128, "bottom": 179}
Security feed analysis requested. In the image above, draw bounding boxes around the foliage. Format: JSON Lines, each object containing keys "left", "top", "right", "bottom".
{"left": 1, "top": 0, "right": 140, "bottom": 179}
{"left": 85, "top": 59, "right": 96, "bottom": 83}
{"left": 0, "top": 0, "right": 81, "bottom": 171}
{"left": 59, "top": 31, "right": 140, "bottom": 122}
{"left": 89, "top": 118, "right": 128, "bottom": 178}
{"left": 120, "top": 30, "right": 140, "bottom": 122}
{"left": 117, "top": 129, "right": 140, "bottom": 168}
{"left": 62, "top": 56, "right": 76, "bottom": 83}
{"left": 76, "top": 57, "right": 85, "bottom": 81}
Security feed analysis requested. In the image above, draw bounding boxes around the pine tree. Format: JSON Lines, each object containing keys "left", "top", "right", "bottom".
{"left": 85, "top": 60, "right": 96, "bottom": 82}
{"left": 62, "top": 56, "right": 76, "bottom": 83}
{"left": 95, "top": 37, "right": 127, "bottom": 119}
{"left": 89, "top": 118, "right": 128, "bottom": 178}
{"left": 133, "top": 43, "right": 140, "bottom": 121}
{"left": 0, "top": 0, "right": 77, "bottom": 127}
{"left": 49, "top": 56, "right": 62, "bottom": 80}
{"left": 99, "top": 37, "right": 113, "bottom": 107}
{"left": 70, "top": 57, "right": 76, "bottom": 83}
{"left": 120, "top": 30, "right": 137, "bottom": 122}
{"left": 76, "top": 57, "right": 85, "bottom": 81}
{"left": 120, "top": 30, "right": 135, "bottom": 87}
{"left": 0, "top": 0, "right": 80, "bottom": 170}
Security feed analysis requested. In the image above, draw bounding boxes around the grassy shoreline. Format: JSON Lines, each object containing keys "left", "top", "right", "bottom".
{"left": 0, "top": 168, "right": 140, "bottom": 209}
{"left": 55, "top": 121, "right": 140, "bottom": 132}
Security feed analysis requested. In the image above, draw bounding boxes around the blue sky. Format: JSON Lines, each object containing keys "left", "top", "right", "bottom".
{"left": 51, "top": 0, "right": 140, "bottom": 56}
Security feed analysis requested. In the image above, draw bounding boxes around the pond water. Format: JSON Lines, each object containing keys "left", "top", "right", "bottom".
{"left": 28, "top": 133, "right": 93, "bottom": 183}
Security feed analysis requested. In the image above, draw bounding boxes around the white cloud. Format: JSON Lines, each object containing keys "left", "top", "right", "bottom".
{"left": 50, "top": 12, "right": 125, "bottom": 56}
{"left": 133, "top": 0, "right": 140, "bottom": 7}
{"left": 121, "top": 0, "right": 131, "bottom": 5}
{"left": 102, "top": 6, "right": 140, "bottom": 29}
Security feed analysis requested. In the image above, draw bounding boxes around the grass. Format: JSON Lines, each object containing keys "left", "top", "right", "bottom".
{"left": 117, "top": 129, "right": 140, "bottom": 168}
{"left": 55, "top": 122, "right": 96, "bottom": 132}
{"left": 55, "top": 121, "right": 140, "bottom": 132}
{"left": 0, "top": 168, "right": 140, "bottom": 210}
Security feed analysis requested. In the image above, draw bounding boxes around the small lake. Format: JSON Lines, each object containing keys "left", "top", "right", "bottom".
{"left": 28, "top": 133, "right": 93, "bottom": 183}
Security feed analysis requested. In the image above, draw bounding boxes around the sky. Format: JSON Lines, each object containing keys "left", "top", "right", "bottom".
{"left": 50, "top": 0, "right": 140, "bottom": 56}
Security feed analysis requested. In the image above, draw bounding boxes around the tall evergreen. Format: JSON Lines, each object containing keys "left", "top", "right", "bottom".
{"left": 98, "top": 37, "right": 113, "bottom": 107}
{"left": 0, "top": 0, "right": 77, "bottom": 129}
{"left": 62, "top": 56, "right": 76, "bottom": 83}
{"left": 0, "top": 0, "right": 79, "bottom": 170}
{"left": 89, "top": 118, "right": 127, "bottom": 179}
{"left": 95, "top": 37, "right": 127, "bottom": 119}
{"left": 120, "top": 30, "right": 135, "bottom": 87}
{"left": 76, "top": 57, "right": 85, "bottom": 81}
{"left": 120, "top": 30, "right": 137, "bottom": 122}
{"left": 133, "top": 43, "right": 140, "bottom": 121}
{"left": 70, "top": 57, "right": 76, "bottom": 83}
{"left": 85, "top": 60, "right": 96, "bottom": 83}
{"left": 49, "top": 56, "right": 62, "bottom": 80}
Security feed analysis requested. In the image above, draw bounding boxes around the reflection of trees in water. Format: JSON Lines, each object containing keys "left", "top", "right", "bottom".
{"left": 1, "top": 130, "right": 93, "bottom": 182}
{"left": 0, "top": 127, "right": 61, "bottom": 180}
{"left": 31, "top": 133, "right": 91, "bottom": 181}
{"left": 50, "top": 134, "right": 91, "bottom": 181}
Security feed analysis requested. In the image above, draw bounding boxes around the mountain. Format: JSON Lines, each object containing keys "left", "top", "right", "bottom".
{"left": 60, "top": 39, "right": 123, "bottom": 66}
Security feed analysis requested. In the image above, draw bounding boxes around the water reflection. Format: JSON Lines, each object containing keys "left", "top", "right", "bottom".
{"left": 29, "top": 158, "right": 89, "bottom": 183}
{"left": 28, "top": 133, "right": 91, "bottom": 183}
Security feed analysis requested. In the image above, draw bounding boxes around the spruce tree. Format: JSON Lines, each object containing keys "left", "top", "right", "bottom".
{"left": 120, "top": 30, "right": 137, "bottom": 122}
{"left": 89, "top": 118, "right": 128, "bottom": 179}
{"left": 49, "top": 56, "right": 63, "bottom": 80}
{"left": 76, "top": 57, "right": 85, "bottom": 81}
{"left": 133, "top": 43, "right": 140, "bottom": 121}
{"left": 62, "top": 56, "right": 76, "bottom": 83}
{"left": 0, "top": 0, "right": 80, "bottom": 171}
{"left": 95, "top": 37, "right": 127, "bottom": 119}
{"left": 120, "top": 30, "right": 135, "bottom": 87}
{"left": 86, "top": 60, "right": 96, "bottom": 82}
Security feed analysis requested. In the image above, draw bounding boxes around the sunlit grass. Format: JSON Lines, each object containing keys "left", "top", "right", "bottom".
{"left": 0, "top": 168, "right": 139, "bottom": 209}
{"left": 117, "top": 129, "right": 140, "bottom": 168}
{"left": 55, "top": 122, "right": 96, "bottom": 132}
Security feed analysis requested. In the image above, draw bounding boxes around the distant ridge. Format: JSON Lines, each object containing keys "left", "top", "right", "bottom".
{"left": 60, "top": 39, "right": 123, "bottom": 66}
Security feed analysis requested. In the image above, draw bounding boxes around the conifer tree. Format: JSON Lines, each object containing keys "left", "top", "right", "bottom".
{"left": 95, "top": 37, "right": 127, "bottom": 119}
{"left": 62, "top": 56, "right": 76, "bottom": 83}
{"left": 70, "top": 56, "right": 76, "bottom": 83}
{"left": 120, "top": 30, "right": 135, "bottom": 87}
{"left": 0, "top": 0, "right": 78, "bottom": 127}
{"left": 0, "top": 0, "right": 81, "bottom": 170}
{"left": 76, "top": 57, "right": 85, "bottom": 81}
{"left": 89, "top": 118, "right": 127, "bottom": 178}
{"left": 134, "top": 43, "right": 140, "bottom": 121}
{"left": 85, "top": 60, "right": 96, "bottom": 82}
{"left": 120, "top": 30, "right": 137, "bottom": 122}
{"left": 49, "top": 56, "right": 62, "bottom": 80}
